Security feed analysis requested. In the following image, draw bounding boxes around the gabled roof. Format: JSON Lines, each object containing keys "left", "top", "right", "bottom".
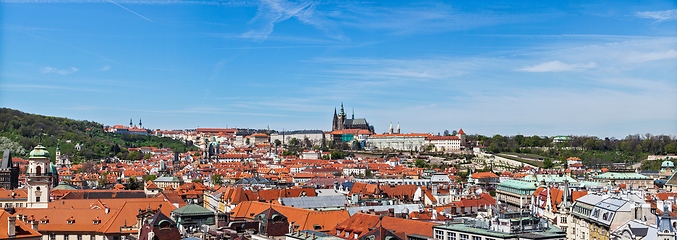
{"left": 471, "top": 172, "right": 498, "bottom": 179}
{"left": 230, "top": 201, "right": 349, "bottom": 232}
{"left": 0, "top": 209, "right": 42, "bottom": 239}
{"left": 146, "top": 211, "right": 175, "bottom": 227}
{"left": 145, "top": 180, "right": 160, "bottom": 190}
{"left": 334, "top": 213, "right": 438, "bottom": 238}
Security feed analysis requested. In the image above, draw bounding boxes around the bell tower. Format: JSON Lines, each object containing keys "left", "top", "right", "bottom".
{"left": 26, "top": 145, "right": 52, "bottom": 208}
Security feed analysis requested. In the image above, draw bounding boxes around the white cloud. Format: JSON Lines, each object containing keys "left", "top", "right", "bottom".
{"left": 40, "top": 66, "right": 79, "bottom": 75}
{"left": 637, "top": 9, "right": 677, "bottom": 22}
{"left": 100, "top": 65, "right": 111, "bottom": 71}
{"left": 516, "top": 61, "right": 597, "bottom": 72}
{"left": 241, "top": 0, "right": 344, "bottom": 41}
{"left": 625, "top": 49, "right": 677, "bottom": 62}
{"left": 339, "top": 4, "right": 521, "bottom": 35}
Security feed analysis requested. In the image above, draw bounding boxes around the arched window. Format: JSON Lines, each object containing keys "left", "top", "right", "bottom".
{"left": 35, "top": 166, "right": 42, "bottom": 176}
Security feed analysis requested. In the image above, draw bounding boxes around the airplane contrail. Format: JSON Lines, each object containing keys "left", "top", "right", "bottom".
{"left": 108, "top": 0, "right": 154, "bottom": 22}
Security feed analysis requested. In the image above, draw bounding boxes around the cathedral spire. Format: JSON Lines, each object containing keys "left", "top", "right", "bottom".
{"left": 352, "top": 108, "right": 354, "bottom": 119}
{"left": 129, "top": 118, "right": 133, "bottom": 128}
{"left": 339, "top": 102, "right": 345, "bottom": 117}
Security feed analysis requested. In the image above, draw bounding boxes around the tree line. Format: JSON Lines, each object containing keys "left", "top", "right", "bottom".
{"left": 0, "top": 108, "right": 195, "bottom": 162}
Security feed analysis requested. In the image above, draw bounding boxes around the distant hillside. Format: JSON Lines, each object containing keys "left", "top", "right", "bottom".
{"left": 0, "top": 108, "right": 195, "bottom": 163}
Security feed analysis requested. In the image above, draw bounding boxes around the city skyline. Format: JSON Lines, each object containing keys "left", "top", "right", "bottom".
{"left": 1, "top": 0, "right": 676, "bottom": 138}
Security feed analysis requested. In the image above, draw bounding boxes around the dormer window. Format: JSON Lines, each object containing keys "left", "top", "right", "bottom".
{"left": 67, "top": 217, "right": 75, "bottom": 225}
{"left": 41, "top": 216, "right": 49, "bottom": 224}
{"left": 93, "top": 217, "right": 101, "bottom": 225}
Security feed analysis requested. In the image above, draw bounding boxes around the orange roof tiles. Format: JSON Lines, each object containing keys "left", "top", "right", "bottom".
{"left": 0, "top": 209, "right": 42, "bottom": 239}
{"left": 230, "top": 201, "right": 349, "bottom": 232}
{"left": 334, "top": 213, "right": 438, "bottom": 238}
{"left": 471, "top": 172, "right": 498, "bottom": 179}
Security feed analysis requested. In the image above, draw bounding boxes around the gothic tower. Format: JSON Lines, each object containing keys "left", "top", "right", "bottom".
{"left": 332, "top": 108, "right": 339, "bottom": 131}
{"left": 26, "top": 145, "right": 52, "bottom": 208}
{"left": 337, "top": 103, "right": 346, "bottom": 130}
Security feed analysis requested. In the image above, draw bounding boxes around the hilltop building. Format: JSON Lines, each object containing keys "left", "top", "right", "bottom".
{"left": 332, "top": 103, "right": 373, "bottom": 132}
{"left": 106, "top": 119, "right": 148, "bottom": 135}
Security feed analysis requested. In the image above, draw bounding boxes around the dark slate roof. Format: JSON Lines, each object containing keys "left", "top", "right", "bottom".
{"left": 1, "top": 150, "right": 12, "bottom": 169}
{"left": 279, "top": 195, "right": 346, "bottom": 209}
{"left": 629, "top": 227, "right": 648, "bottom": 236}
{"left": 60, "top": 191, "right": 147, "bottom": 199}
{"left": 666, "top": 172, "right": 677, "bottom": 186}
{"left": 344, "top": 118, "right": 368, "bottom": 126}
{"left": 235, "top": 177, "right": 272, "bottom": 185}
{"left": 278, "top": 130, "right": 324, "bottom": 135}
{"left": 147, "top": 211, "right": 176, "bottom": 226}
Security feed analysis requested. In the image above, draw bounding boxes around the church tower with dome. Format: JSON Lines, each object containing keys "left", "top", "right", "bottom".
{"left": 26, "top": 144, "right": 53, "bottom": 208}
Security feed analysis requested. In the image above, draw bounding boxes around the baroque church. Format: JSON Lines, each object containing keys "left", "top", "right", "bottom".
{"left": 331, "top": 103, "right": 374, "bottom": 133}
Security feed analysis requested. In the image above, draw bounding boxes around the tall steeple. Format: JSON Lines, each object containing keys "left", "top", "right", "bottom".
{"left": 389, "top": 122, "right": 394, "bottom": 134}
{"left": 352, "top": 108, "right": 354, "bottom": 119}
{"left": 339, "top": 102, "right": 346, "bottom": 117}
{"left": 396, "top": 122, "right": 400, "bottom": 134}
{"left": 139, "top": 119, "right": 142, "bottom": 128}
{"left": 130, "top": 118, "right": 133, "bottom": 128}
{"left": 26, "top": 145, "right": 52, "bottom": 208}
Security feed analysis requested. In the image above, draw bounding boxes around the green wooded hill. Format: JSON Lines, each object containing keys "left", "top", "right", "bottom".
{"left": 0, "top": 108, "right": 196, "bottom": 163}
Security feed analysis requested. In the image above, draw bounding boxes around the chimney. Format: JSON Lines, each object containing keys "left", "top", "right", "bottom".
{"left": 8, "top": 215, "right": 16, "bottom": 238}
{"left": 31, "top": 219, "right": 38, "bottom": 231}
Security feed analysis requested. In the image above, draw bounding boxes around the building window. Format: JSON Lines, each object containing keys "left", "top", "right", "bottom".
{"left": 50, "top": 234, "right": 56, "bottom": 240}
{"left": 78, "top": 236, "right": 82, "bottom": 240}
{"left": 560, "top": 216, "right": 567, "bottom": 223}
{"left": 471, "top": 237, "right": 481, "bottom": 240}
{"left": 434, "top": 230, "right": 444, "bottom": 240}
{"left": 447, "top": 232, "right": 456, "bottom": 240}
{"left": 459, "top": 234, "right": 468, "bottom": 240}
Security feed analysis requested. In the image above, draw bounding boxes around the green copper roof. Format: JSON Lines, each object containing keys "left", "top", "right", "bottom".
{"left": 497, "top": 179, "right": 538, "bottom": 190}
{"left": 29, "top": 145, "right": 50, "bottom": 159}
{"left": 172, "top": 204, "right": 213, "bottom": 216}
{"left": 593, "top": 172, "right": 651, "bottom": 180}
{"left": 54, "top": 181, "right": 77, "bottom": 190}
{"left": 521, "top": 174, "right": 578, "bottom": 184}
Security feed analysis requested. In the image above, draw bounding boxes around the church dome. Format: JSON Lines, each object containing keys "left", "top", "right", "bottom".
{"left": 29, "top": 145, "right": 50, "bottom": 159}
{"left": 662, "top": 160, "right": 674, "bottom": 168}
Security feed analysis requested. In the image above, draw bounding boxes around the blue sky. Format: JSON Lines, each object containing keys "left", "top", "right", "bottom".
{"left": 1, "top": 0, "right": 676, "bottom": 138}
